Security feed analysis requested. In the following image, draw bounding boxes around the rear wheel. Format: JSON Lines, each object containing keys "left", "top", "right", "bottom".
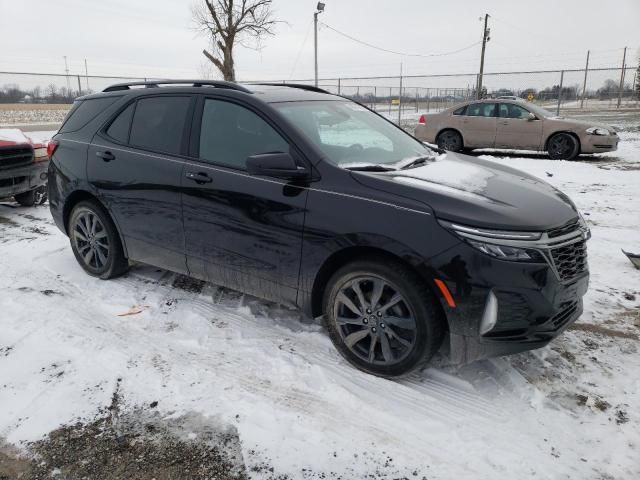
{"left": 436, "top": 130, "right": 463, "bottom": 152}
{"left": 68, "top": 200, "right": 129, "bottom": 279}
{"left": 322, "top": 259, "right": 445, "bottom": 377}
{"left": 548, "top": 133, "right": 579, "bottom": 160}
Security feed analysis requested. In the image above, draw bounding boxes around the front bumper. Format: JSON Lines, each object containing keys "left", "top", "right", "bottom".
{"left": 432, "top": 237, "right": 589, "bottom": 364}
{"left": 580, "top": 133, "right": 619, "bottom": 154}
{"left": 0, "top": 161, "right": 49, "bottom": 199}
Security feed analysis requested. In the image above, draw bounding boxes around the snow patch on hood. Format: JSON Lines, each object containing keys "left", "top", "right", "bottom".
{"left": 0, "top": 128, "right": 33, "bottom": 146}
{"left": 393, "top": 158, "right": 495, "bottom": 194}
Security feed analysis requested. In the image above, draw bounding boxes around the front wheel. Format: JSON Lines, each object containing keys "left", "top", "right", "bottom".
{"left": 322, "top": 259, "right": 445, "bottom": 377}
{"left": 548, "top": 133, "right": 579, "bottom": 160}
{"left": 68, "top": 200, "right": 129, "bottom": 279}
{"left": 436, "top": 130, "right": 463, "bottom": 152}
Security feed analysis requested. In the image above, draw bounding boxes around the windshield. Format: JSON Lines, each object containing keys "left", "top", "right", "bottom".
{"left": 273, "top": 100, "right": 432, "bottom": 168}
{"left": 526, "top": 103, "right": 556, "bottom": 118}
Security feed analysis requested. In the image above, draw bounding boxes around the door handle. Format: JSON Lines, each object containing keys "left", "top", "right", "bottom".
{"left": 96, "top": 151, "right": 115, "bottom": 162}
{"left": 185, "top": 171, "right": 213, "bottom": 184}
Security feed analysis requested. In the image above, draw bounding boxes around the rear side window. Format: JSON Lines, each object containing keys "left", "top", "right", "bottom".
{"left": 59, "top": 97, "right": 119, "bottom": 133}
{"left": 105, "top": 103, "right": 135, "bottom": 143}
{"left": 453, "top": 106, "right": 467, "bottom": 115}
{"left": 129, "top": 96, "right": 191, "bottom": 155}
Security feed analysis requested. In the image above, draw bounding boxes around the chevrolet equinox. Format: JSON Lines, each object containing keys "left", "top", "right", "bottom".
{"left": 48, "top": 81, "right": 590, "bottom": 377}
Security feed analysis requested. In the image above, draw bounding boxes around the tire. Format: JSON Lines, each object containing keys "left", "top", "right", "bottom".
{"left": 322, "top": 258, "right": 445, "bottom": 378}
{"left": 68, "top": 200, "right": 129, "bottom": 279}
{"left": 14, "top": 186, "right": 47, "bottom": 206}
{"left": 436, "top": 130, "right": 463, "bottom": 152}
{"left": 547, "top": 133, "right": 579, "bottom": 160}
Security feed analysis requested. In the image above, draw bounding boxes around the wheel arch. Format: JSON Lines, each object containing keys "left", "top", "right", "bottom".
{"left": 309, "top": 246, "right": 448, "bottom": 332}
{"left": 63, "top": 190, "right": 129, "bottom": 258}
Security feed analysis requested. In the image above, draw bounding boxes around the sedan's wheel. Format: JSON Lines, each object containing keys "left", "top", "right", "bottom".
{"left": 436, "top": 130, "right": 463, "bottom": 152}
{"left": 69, "top": 200, "right": 128, "bottom": 279}
{"left": 323, "top": 259, "right": 445, "bottom": 377}
{"left": 548, "top": 133, "right": 579, "bottom": 160}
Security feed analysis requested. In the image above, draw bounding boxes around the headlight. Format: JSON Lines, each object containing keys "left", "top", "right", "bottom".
{"left": 586, "top": 127, "right": 610, "bottom": 136}
{"left": 577, "top": 211, "right": 592, "bottom": 240}
{"left": 466, "top": 239, "right": 546, "bottom": 262}
{"left": 440, "top": 220, "right": 546, "bottom": 263}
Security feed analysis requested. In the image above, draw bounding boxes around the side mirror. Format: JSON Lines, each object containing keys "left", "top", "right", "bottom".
{"left": 246, "top": 152, "right": 309, "bottom": 180}
{"left": 527, "top": 112, "right": 537, "bottom": 121}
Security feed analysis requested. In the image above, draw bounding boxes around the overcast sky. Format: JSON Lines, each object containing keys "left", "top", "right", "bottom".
{"left": 2, "top": 0, "right": 639, "bottom": 82}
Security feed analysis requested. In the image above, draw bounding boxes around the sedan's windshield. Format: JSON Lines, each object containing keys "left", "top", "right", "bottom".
{"left": 273, "top": 100, "right": 432, "bottom": 168}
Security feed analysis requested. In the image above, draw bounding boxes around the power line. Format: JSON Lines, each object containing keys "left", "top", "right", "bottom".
{"left": 288, "top": 19, "right": 313, "bottom": 80}
{"left": 318, "top": 21, "right": 482, "bottom": 58}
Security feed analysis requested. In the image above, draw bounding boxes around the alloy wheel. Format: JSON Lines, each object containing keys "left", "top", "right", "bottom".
{"left": 73, "top": 211, "right": 110, "bottom": 270}
{"left": 333, "top": 276, "right": 417, "bottom": 365}
{"left": 549, "top": 134, "right": 574, "bottom": 158}
{"left": 439, "top": 131, "right": 461, "bottom": 151}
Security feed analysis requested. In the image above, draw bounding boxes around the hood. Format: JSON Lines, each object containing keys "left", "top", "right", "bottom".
{"left": 0, "top": 128, "right": 43, "bottom": 148}
{"left": 545, "top": 116, "right": 615, "bottom": 133}
{"left": 353, "top": 152, "right": 579, "bottom": 231}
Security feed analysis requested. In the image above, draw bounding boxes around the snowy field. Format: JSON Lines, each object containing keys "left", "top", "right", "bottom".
{"left": 1, "top": 114, "right": 639, "bottom": 479}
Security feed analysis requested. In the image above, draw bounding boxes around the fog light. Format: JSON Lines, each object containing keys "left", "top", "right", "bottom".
{"left": 480, "top": 291, "right": 498, "bottom": 335}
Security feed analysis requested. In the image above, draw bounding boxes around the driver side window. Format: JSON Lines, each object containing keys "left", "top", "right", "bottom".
{"left": 499, "top": 103, "right": 531, "bottom": 119}
{"left": 199, "top": 99, "right": 289, "bottom": 170}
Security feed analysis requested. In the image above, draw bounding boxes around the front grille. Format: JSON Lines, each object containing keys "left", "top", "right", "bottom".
{"left": 549, "top": 301, "right": 578, "bottom": 330}
{"left": 0, "top": 176, "right": 27, "bottom": 188}
{"left": 0, "top": 146, "right": 34, "bottom": 170}
{"left": 547, "top": 220, "right": 579, "bottom": 238}
{"left": 551, "top": 240, "right": 588, "bottom": 281}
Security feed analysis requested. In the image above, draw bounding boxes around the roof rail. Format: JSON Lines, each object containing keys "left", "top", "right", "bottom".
{"left": 102, "top": 80, "right": 252, "bottom": 93}
{"left": 253, "top": 83, "right": 331, "bottom": 94}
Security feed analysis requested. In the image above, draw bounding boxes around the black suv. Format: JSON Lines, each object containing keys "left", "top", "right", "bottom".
{"left": 48, "top": 81, "right": 590, "bottom": 377}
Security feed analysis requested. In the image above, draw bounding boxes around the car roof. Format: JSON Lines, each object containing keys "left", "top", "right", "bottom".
{"left": 77, "top": 81, "right": 338, "bottom": 104}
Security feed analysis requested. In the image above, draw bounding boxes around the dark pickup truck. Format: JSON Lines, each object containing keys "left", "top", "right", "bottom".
{"left": 0, "top": 129, "right": 49, "bottom": 206}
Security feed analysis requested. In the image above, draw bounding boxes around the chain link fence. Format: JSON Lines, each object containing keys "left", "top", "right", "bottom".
{"left": 1, "top": 66, "right": 638, "bottom": 128}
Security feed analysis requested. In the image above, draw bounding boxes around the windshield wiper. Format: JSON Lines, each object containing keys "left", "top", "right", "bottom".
{"left": 343, "top": 164, "right": 396, "bottom": 172}
{"left": 398, "top": 156, "right": 431, "bottom": 170}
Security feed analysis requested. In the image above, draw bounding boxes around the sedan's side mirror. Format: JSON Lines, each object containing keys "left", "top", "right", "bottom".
{"left": 246, "top": 152, "right": 309, "bottom": 180}
{"left": 527, "top": 112, "right": 537, "bottom": 121}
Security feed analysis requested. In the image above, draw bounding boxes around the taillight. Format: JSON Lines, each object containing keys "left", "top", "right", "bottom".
{"left": 46, "top": 140, "right": 59, "bottom": 158}
{"left": 418, "top": 114, "right": 426, "bottom": 124}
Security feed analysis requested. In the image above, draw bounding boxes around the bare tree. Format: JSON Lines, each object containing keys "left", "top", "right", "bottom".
{"left": 192, "top": 0, "right": 278, "bottom": 81}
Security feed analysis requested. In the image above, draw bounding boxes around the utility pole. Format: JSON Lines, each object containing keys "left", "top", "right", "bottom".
{"left": 617, "top": 46, "right": 627, "bottom": 108}
{"left": 398, "top": 62, "right": 403, "bottom": 125}
{"left": 556, "top": 70, "right": 564, "bottom": 116}
{"left": 63, "top": 56, "right": 71, "bottom": 98}
{"left": 84, "top": 59, "right": 90, "bottom": 91}
{"left": 314, "top": 2, "right": 325, "bottom": 87}
{"left": 580, "top": 50, "right": 589, "bottom": 109}
{"left": 476, "top": 14, "right": 490, "bottom": 99}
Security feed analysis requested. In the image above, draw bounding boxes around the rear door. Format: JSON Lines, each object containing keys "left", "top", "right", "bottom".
{"left": 495, "top": 102, "right": 543, "bottom": 149}
{"left": 460, "top": 103, "right": 497, "bottom": 148}
{"left": 181, "top": 96, "right": 308, "bottom": 305}
{"left": 88, "top": 95, "right": 193, "bottom": 274}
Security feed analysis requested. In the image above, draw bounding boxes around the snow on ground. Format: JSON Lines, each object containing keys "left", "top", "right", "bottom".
{"left": 1, "top": 113, "right": 639, "bottom": 479}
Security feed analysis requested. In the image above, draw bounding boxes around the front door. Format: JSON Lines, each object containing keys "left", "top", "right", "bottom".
{"left": 460, "top": 102, "right": 497, "bottom": 148}
{"left": 181, "top": 96, "right": 308, "bottom": 305}
{"left": 495, "top": 103, "right": 543, "bottom": 149}
{"left": 88, "top": 95, "right": 193, "bottom": 273}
